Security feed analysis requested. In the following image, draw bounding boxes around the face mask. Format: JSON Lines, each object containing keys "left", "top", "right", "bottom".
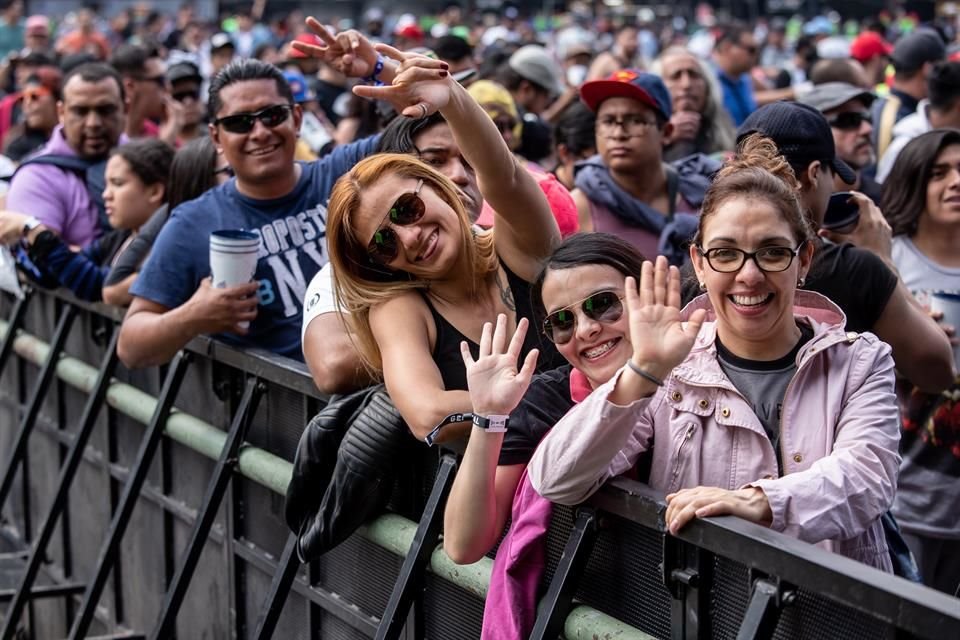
{"left": 567, "top": 65, "right": 588, "bottom": 88}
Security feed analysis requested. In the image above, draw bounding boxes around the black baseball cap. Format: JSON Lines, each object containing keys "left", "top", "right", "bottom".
{"left": 167, "top": 61, "right": 202, "bottom": 85}
{"left": 736, "top": 101, "right": 856, "bottom": 184}
{"left": 890, "top": 28, "right": 946, "bottom": 74}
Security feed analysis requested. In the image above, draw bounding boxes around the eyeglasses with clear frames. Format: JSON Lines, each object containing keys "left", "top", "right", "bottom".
{"left": 596, "top": 114, "right": 659, "bottom": 136}
{"left": 697, "top": 243, "right": 805, "bottom": 273}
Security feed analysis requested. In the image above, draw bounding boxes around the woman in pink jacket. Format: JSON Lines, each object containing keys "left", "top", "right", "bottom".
{"left": 477, "top": 135, "right": 902, "bottom": 571}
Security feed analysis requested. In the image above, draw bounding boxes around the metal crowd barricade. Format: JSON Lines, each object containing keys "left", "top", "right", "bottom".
{"left": 0, "top": 287, "right": 957, "bottom": 639}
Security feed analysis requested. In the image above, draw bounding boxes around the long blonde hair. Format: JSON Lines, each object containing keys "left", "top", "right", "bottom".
{"left": 326, "top": 153, "right": 497, "bottom": 374}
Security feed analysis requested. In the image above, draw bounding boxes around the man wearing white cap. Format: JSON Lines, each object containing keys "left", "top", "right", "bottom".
{"left": 500, "top": 45, "right": 562, "bottom": 163}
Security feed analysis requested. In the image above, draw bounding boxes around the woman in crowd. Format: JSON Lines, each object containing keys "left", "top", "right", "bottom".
{"left": 325, "top": 44, "right": 563, "bottom": 443}
{"left": 12, "top": 138, "right": 174, "bottom": 302}
{"left": 103, "top": 137, "right": 232, "bottom": 305}
{"left": 467, "top": 79, "right": 579, "bottom": 237}
{"left": 479, "top": 136, "right": 901, "bottom": 571}
{"left": 445, "top": 233, "right": 643, "bottom": 563}
{"left": 449, "top": 233, "right": 645, "bottom": 639}
{"left": 551, "top": 101, "right": 596, "bottom": 191}
{"left": 649, "top": 47, "right": 736, "bottom": 162}
{"left": 882, "top": 129, "right": 960, "bottom": 594}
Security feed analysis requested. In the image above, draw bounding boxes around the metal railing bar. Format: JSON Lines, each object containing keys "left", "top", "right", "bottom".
{"left": 672, "top": 505, "right": 960, "bottom": 637}
{"left": 0, "top": 328, "right": 119, "bottom": 640}
{"left": 69, "top": 353, "right": 192, "bottom": 640}
{"left": 25, "top": 287, "right": 324, "bottom": 401}
{"left": 375, "top": 454, "right": 456, "bottom": 640}
{"left": 0, "top": 289, "right": 31, "bottom": 383}
{"left": 529, "top": 508, "right": 598, "bottom": 640}
{"left": 0, "top": 582, "right": 86, "bottom": 601}
{"left": 251, "top": 534, "right": 300, "bottom": 640}
{"left": 150, "top": 377, "right": 264, "bottom": 640}
{"left": 0, "top": 306, "right": 77, "bottom": 515}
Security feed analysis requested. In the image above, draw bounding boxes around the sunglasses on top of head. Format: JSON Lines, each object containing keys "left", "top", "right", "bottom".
{"left": 214, "top": 104, "right": 293, "bottom": 134}
{"left": 543, "top": 290, "right": 624, "bottom": 345}
{"left": 367, "top": 179, "right": 426, "bottom": 265}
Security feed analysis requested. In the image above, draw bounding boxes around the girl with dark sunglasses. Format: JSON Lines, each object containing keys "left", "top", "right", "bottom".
{"left": 324, "top": 44, "right": 564, "bottom": 444}
{"left": 442, "top": 233, "right": 645, "bottom": 638}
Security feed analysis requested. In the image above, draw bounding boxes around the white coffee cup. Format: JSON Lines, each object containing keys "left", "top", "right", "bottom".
{"left": 930, "top": 290, "right": 960, "bottom": 370}
{"left": 210, "top": 230, "right": 261, "bottom": 330}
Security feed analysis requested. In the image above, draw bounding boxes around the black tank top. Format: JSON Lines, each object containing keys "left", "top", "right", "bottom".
{"left": 420, "top": 259, "right": 563, "bottom": 391}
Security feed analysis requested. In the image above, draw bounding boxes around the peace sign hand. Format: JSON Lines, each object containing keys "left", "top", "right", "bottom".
{"left": 461, "top": 315, "right": 539, "bottom": 419}
{"left": 353, "top": 44, "right": 452, "bottom": 119}
{"left": 625, "top": 256, "right": 707, "bottom": 378}
{"left": 293, "top": 18, "right": 379, "bottom": 78}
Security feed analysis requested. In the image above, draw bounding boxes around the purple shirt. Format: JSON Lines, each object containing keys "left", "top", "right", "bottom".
{"left": 7, "top": 126, "right": 98, "bottom": 247}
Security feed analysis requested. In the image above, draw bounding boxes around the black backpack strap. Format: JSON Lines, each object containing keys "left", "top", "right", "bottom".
{"left": 664, "top": 163, "right": 680, "bottom": 221}
{"left": 15, "top": 154, "right": 109, "bottom": 231}
{"left": 16, "top": 153, "right": 93, "bottom": 175}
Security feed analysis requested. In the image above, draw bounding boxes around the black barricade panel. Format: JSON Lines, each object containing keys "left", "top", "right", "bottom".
{"left": 0, "top": 290, "right": 956, "bottom": 640}
{"left": 316, "top": 532, "right": 401, "bottom": 617}
{"left": 423, "top": 573, "right": 485, "bottom": 639}
{"left": 243, "top": 559, "right": 310, "bottom": 640}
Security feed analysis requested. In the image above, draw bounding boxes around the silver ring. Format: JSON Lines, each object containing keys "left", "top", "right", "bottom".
{"left": 418, "top": 104, "right": 428, "bottom": 118}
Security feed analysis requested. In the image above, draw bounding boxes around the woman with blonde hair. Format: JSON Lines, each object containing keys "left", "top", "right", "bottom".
{"left": 649, "top": 47, "right": 736, "bottom": 161}
{"left": 325, "top": 44, "right": 563, "bottom": 443}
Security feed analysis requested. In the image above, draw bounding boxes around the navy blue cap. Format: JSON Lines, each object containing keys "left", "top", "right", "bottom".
{"left": 736, "top": 101, "right": 856, "bottom": 184}
{"left": 580, "top": 69, "right": 672, "bottom": 121}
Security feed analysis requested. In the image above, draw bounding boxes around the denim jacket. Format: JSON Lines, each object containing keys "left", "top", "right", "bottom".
{"left": 528, "top": 291, "right": 901, "bottom": 571}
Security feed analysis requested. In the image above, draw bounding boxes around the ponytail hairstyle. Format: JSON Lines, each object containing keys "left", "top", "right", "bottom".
{"left": 694, "top": 134, "right": 814, "bottom": 247}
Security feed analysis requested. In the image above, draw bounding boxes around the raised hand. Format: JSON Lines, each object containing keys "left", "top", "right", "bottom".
{"left": 292, "top": 18, "right": 379, "bottom": 78}
{"left": 460, "top": 314, "right": 539, "bottom": 419}
{"left": 353, "top": 44, "right": 451, "bottom": 119}
{"left": 626, "top": 256, "right": 707, "bottom": 379}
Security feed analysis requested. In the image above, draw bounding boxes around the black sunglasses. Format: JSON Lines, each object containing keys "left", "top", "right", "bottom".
{"left": 367, "top": 179, "right": 426, "bottom": 265}
{"left": 134, "top": 74, "right": 166, "bottom": 87}
{"left": 172, "top": 88, "right": 201, "bottom": 102}
{"left": 827, "top": 111, "right": 871, "bottom": 131}
{"left": 214, "top": 104, "right": 293, "bottom": 134}
{"left": 543, "top": 290, "right": 624, "bottom": 345}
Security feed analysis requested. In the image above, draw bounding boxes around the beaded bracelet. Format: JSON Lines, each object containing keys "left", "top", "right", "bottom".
{"left": 364, "top": 53, "right": 385, "bottom": 86}
{"left": 626, "top": 360, "right": 664, "bottom": 386}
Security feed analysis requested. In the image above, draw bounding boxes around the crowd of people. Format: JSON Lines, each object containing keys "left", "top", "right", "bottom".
{"left": 0, "top": 0, "right": 957, "bottom": 634}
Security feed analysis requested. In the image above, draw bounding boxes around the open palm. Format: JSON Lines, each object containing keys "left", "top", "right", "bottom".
{"left": 461, "top": 315, "right": 539, "bottom": 418}
{"left": 626, "top": 256, "right": 707, "bottom": 374}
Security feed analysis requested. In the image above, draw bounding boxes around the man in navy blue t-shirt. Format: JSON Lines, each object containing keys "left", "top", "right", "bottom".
{"left": 118, "top": 59, "right": 378, "bottom": 366}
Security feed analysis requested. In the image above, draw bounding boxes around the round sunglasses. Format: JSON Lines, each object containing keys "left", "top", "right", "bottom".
{"left": 543, "top": 290, "right": 624, "bottom": 345}
{"left": 367, "top": 179, "right": 426, "bottom": 265}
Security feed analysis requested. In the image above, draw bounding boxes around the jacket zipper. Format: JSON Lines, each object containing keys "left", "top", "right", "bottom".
{"left": 671, "top": 424, "right": 697, "bottom": 488}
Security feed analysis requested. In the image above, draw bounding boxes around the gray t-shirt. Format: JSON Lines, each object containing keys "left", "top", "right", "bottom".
{"left": 891, "top": 235, "right": 960, "bottom": 538}
{"left": 716, "top": 323, "right": 813, "bottom": 470}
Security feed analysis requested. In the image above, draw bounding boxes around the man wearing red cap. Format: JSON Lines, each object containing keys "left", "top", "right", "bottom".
{"left": 850, "top": 30, "right": 893, "bottom": 87}
{"left": 573, "top": 69, "right": 714, "bottom": 263}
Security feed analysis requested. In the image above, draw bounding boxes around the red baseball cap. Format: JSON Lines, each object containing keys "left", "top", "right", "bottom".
{"left": 286, "top": 33, "right": 321, "bottom": 59}
{"left": 850, "top": 31, "right": 893, "bottom": 63}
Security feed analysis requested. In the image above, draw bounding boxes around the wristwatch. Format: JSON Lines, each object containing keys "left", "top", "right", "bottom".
{"left": 472, "top": 413, "right": 509, "bottom": 433}
{"left": 22, "top": 216, "right": 41, "bottom": 235}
